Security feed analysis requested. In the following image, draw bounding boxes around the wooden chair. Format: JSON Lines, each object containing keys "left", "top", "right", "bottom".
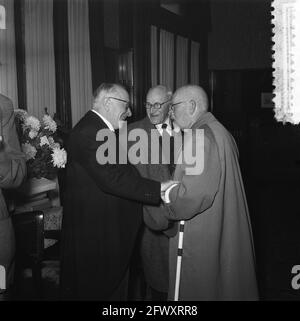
{"left": 12, "top": 210, "right": 60, "bottom": 299}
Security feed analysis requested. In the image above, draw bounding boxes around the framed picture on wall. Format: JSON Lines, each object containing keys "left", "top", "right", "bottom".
{"left": 261, "top": 92, "right": 275, "bottom": 108}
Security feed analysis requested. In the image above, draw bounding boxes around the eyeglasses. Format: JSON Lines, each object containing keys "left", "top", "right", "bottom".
{"left": 108, "top": 97, "right": 130, "bottom": 109}
{"left": 144, "top": 99, "right": 170, "bottom": 110}
{"left": 170, "top": 101, "right": 184, "bottom": 111}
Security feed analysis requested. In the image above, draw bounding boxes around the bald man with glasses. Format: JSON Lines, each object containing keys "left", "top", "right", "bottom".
{"left": 162, "top": 85, "right": 258, "bottom": 300}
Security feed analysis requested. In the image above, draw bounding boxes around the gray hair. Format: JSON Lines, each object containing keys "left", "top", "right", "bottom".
{"left": 93, "top": 83, "right": 126, "bottom": 99}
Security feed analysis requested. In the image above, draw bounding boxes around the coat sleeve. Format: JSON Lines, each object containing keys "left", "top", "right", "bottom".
{"left": 143, "top": 204, "right": 169, "bottom": 230}
{"left": 75, "top": 130, "right": 161, "bottom": 205}
{"left": 165, "top": 129, "right": 221, "bottom": 221}
{"left": 133, "top": 163, "right": 171, "bottom": 231}
{"left": 0, "top": 100, "right": 26, "bottom": 189}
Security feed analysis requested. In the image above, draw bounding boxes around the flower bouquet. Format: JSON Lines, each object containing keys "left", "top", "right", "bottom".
{"left": 14, "top": 109, "right": 67, "bottom": 180}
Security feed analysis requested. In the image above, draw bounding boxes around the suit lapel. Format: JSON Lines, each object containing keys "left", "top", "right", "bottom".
{"left": 143, "top": 118, "right": 170, "bottom": 179}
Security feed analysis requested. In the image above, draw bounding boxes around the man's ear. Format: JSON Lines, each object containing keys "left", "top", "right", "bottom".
{"left": 103, "top": 97, "right": 110, "bottom": 112}
{"left": 189, "top": 100, "right": 197, "bottom": 115}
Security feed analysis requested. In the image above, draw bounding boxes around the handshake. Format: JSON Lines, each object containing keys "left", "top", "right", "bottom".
{"left": 160, "top": 180, "right": 179, "bottom": 203}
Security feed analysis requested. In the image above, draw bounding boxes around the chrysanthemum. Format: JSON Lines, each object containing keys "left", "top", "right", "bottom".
{"left": 51, "top": 147, "right": 67, "bottom": 168}
{"left": 24, "top": 116, "right": 41, "bottom": 131}
{"left": 22, "top": 143, "right": 37, "bottom": 160}
{"left": 28, "top": 130, "right": 38, "bottom": 139}
{"left": 48, "top": 136, "right": 60, "bottom": 149}
{"left": 43, "top": 115, "right": 57, "bottom": 133}
{"left": 14, "top": 109, "right": 28, "bottom": 120}
{"left": 40, "top": 135, "right": 50, "bottom": 147}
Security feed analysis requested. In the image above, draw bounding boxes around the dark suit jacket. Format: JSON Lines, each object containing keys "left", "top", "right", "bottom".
{"left": 128, "top": 117, "right": 175, "bottom": 293}
{"left": 60, "top": 111, "right": 160, "bottom": 300}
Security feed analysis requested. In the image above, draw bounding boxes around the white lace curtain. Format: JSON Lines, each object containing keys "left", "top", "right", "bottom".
{"left": 0, "top": 0, "right": 18, "bottom": 107}
{"left": 24, "top": 0, "right": 56, "bottom": 119}
{"left": 68, "top": 0, "right": 93, "bottom": 127}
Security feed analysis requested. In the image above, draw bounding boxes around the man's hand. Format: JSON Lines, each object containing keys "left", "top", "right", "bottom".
{"left": 161, "top": 180, "right": 179, "bottom": 202}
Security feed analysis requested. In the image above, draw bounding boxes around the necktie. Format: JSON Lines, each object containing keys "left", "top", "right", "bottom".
{"left": 161, "top": 124, "right": 175, "bottom": 175}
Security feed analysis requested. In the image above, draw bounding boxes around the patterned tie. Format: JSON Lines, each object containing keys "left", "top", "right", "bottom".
{"left": 161, "top": 123, "right": 175, "bottom": 175}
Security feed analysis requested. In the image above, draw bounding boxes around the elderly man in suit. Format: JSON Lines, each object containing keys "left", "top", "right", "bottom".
{"left": 60, "top": 83, "right": 176, "bottom": 300}
{"left": 0, "top": 94, "right": 26, "bottom": 300}
{"left": 163, "top": 85, "right": 258, "bottom": 300}
{"left": 128, "top": 85, "right": 180, "bottom": 300}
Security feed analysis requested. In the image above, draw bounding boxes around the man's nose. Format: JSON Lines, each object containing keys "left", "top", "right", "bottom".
{"left": 127, "top": 108, "right": 132, "bottom": 117}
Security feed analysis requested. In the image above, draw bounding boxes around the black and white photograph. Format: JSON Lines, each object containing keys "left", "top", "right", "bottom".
{"left": 0, "top": 0, "right": 300, "bottom": 306}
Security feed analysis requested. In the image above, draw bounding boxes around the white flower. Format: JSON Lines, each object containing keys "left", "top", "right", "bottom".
{"left": 28, "top": 130, "right": 38, "bottom": 139}
{"left": 24, "top": 116, "right": 41, "bottom": 131}
{"left": 14, "top": 109, "right": 28, "bottom": 120}
{"left": 40, "top": 135, "right": 50, "bottom": 147}
{"left": 48, "top": 137, "right": 54, "bottom": 145}
{"left": 51, "top": 147, "right": 67, "bottom": 168}
{"left": 22, "top": 143, "right": 37, "bottom": 160}
{"left": 43, "top": 115, "right": 57, "bottom": 133}
{"left": 48, "top": 136, "right": 60, "bottom": 149}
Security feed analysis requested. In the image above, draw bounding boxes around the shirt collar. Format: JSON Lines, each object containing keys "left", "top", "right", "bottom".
{"left": 155, "top": 118, "right": 180, "bottom": 136}
{"left": 172, "top": 122, "right": 181, "bottom": 133}
{"left": 91, "top": 109, "right": 115, "bottom": 132}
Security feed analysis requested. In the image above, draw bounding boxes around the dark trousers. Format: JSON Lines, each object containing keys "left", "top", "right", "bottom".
{"left": 150, "top": 286, "right": 168, "bottom": 301}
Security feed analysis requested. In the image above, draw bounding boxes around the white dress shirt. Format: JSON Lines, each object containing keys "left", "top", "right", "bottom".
{"left": 165, "top": 184, "right": 177, "bottom": 203}
{"left": 155, "top": 118, "right": 180, "bottom": 136}
{"left": 91, "top": 109, "right": 115, "bottom": 132}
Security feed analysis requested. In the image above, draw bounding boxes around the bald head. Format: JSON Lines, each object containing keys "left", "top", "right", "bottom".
{"left": 174, "top": 85, "right": 208, "bottom": 112}
{"left": 170, "top": 85, "right": 209, "bottom": 129}
{"left": 146, "top": 85, "right": 172, "bottom": 101}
